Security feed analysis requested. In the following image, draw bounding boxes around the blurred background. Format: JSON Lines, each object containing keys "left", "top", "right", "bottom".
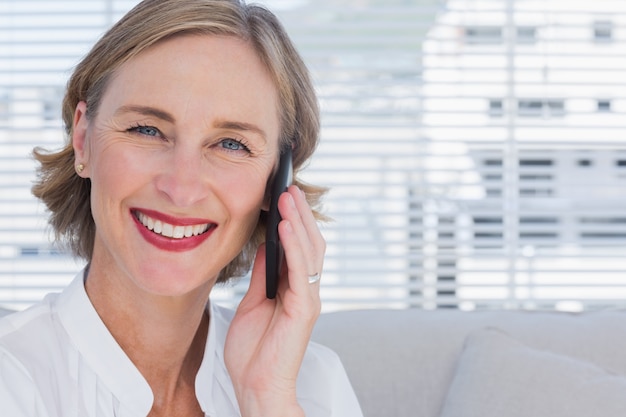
{"left": 1, "top": 0, "right": 626, "bottom": 312}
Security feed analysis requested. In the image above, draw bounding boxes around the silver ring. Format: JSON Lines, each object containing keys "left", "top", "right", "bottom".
{"left": 308, "top": 273, "right": 320, "bottom": 284}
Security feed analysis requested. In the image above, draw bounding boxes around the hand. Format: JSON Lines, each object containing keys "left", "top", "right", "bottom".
{"left": 224, "top": 185, "right": 325, "bottom": 417}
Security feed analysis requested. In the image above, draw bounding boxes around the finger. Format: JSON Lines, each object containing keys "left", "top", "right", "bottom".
{"left": 289, "top": 186, "right": 326, "bottom": 265}
{"left": 276, "top": 207, "right": 322, "bottom": 314}
{"left": 277, "top": 196, "right": 317, "bottom": 288}
{"left": 276, "top": 219, "right": 321, "bottom": 320}
{"left": 279, "top": 218, "right": 318, "bottom": 296}
{"left": 278, "top": 187, "right": 325, "bottom": 277}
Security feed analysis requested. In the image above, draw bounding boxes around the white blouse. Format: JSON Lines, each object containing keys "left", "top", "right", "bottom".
{"left": 0, "top": 271, "right": 363, "bottom": 417}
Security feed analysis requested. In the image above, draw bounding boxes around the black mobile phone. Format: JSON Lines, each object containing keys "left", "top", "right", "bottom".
{"left": 265, "top": 147, "right": 293, "bottom": 299}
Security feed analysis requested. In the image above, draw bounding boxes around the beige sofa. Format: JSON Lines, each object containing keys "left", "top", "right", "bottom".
{"left": 312, "top": 308, "right": 626, "bottom": 417}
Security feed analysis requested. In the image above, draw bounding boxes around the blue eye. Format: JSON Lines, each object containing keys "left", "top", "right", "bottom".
{"left": 128, "top": 124, "right": 160, "bottom": 137}
{"left": 135, "top": 125, "right": 159, "bottom": 136}
{"left": 220, "top": 138, "right": 249, "bottom": 152}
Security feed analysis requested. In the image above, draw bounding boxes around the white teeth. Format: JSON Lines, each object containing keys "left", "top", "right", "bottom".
{"left": 162, "top": 223, "right": 173, "bottom": 237}
{"left": 172, "top": 226, "right": 185, "bottom": 239}
{"left": 136, "top": 212, "right": 210, "bottom": 239}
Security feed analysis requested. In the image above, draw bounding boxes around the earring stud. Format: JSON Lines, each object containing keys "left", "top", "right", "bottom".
{"left": 76, "top": 163, "right": 85, "bottom": 174}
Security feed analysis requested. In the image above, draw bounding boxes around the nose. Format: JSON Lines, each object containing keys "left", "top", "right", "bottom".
{"left": 155, "top": 147, "right": 210, "bottom": 208}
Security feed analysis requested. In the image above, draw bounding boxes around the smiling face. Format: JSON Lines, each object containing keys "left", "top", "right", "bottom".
{"left": 72, "top": 34, "right": 280, "bottom": 297}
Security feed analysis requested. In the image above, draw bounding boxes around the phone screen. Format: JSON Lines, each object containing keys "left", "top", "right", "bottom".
{"left": 265, "top": 147, "right": 293, "bottom": 299}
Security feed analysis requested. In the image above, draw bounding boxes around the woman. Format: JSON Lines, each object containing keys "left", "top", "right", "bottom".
{"left": 0, "top": 1, "right": 363, "bottom": 416}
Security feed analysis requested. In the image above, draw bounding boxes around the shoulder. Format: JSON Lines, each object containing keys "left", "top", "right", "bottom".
{"left": 0, "top": 302, "right": 58, "bottom": 417}
{"left": 299, "top": 340, "right": 348, "bottom": 384}
{"left": 299, "top": 339, "right": 364, "bottom": 416}
{"left": 0, "top": 294, "right": 68, "bottom": 381}
{"left": 0, "top": 295, "right": 57, "bottom": 347}
{"left": 0, "top": 347, "right": 44, "bottom": 417}
{"left": 0, "top": 293, "right": 58, "bottom": 340}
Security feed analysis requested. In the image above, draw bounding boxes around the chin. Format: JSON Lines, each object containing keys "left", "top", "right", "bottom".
{"left": 134, "top": 263, "right": 215, "bottom": 298}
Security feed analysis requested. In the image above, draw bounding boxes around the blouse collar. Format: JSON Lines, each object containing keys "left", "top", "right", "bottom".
{"left": 56, "top": 269, "right": 226, "bottom": 416}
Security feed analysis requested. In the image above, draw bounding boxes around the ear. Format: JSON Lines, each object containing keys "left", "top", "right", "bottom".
{"left": 261, "top": 187, "right": 271, "bottom": 212}
{"left": 72, "top": 101, "right": 90, "bottom": 177}
{"left": 261, "top": 193, "right": 270, "bottom": 211}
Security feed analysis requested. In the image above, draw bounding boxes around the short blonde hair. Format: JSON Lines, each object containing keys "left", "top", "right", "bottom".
{"left": 32, "top": 0, "right": 324, "bottom": 282}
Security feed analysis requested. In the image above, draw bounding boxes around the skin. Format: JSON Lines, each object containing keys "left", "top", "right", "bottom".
{"left": 71, "top": 34, "right": 324, "bottom": 417}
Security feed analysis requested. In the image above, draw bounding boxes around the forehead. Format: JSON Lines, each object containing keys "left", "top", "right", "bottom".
{"left": 98, "top": 34, "right": 281, "bottom": 135}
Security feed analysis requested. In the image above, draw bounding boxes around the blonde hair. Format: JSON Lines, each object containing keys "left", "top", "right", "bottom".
{"left": 32, "top": 0, "right": 324, "bottom": 282}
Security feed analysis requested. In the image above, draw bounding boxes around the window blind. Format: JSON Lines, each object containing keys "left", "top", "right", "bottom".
{"left": 1, "top": 0, "right": 626, "bottom": 312}
{"left": 0, "top": 0, "right": 138, "bottom": 309}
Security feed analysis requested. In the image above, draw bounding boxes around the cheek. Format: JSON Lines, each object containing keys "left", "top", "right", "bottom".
{"left": 216, "top": 168, "right": 269, "bottom": 250}
{"left": 95, "top": 154, "right": 131, "bottom": 184}
{"left": 221, "top": 168, "right": 269, "bottom": 217}
{"left": 89, "top": 143, "right": 151, "bottom": 206}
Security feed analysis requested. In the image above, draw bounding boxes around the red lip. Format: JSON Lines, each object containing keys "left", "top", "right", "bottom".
{"left": 133, "top": 208, "right": 212, "bottom": 226}
{"left": 131, "top": 208, "right": 216, "bottom": 252}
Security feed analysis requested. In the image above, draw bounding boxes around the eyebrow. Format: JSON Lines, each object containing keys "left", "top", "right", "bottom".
{"left": 213, "top": 119, "right": 268, "bottom": 143}
{"left": 115, "top": 105, "right": 176, "bottom": 123}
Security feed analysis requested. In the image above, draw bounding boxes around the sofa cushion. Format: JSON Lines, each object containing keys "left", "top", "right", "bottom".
{"left": 439, "top": 328, "right": 626, "bottom": 417}
{"left": 312, "top": 309, "right": 626, "bottom": 417}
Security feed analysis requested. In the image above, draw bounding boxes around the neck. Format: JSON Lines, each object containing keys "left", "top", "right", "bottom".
{"left": 83, "top": 264, "right": 212, "bottom": 395}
